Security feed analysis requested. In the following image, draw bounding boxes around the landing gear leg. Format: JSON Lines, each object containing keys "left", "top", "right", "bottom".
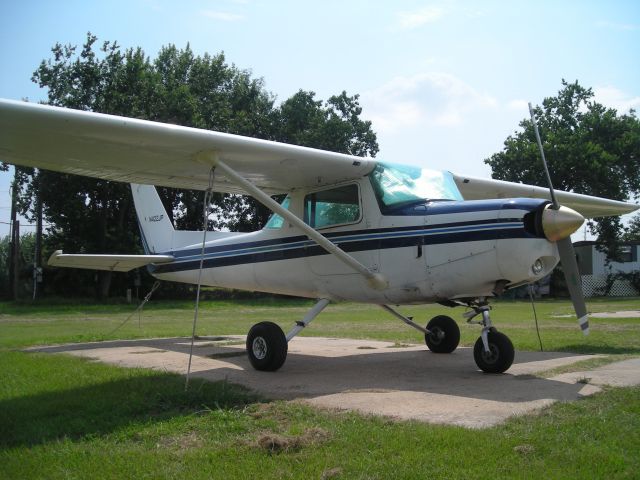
{"left": 465, "top": 303, "right": 514, "bottom": 373}
{"left": 285, "top": 298, "right": 330, "bottom": 341}
{"left": 246, "top": 298, "right": 330, "bottom": 372}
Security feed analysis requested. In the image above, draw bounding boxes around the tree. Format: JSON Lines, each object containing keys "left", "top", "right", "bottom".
{"left": 275, "top": 90, "right": 378, "bottom": 157}
{"left": 623, "top": 214, "right": 640, "bottom": 242}
{"left": 0, "top": 233, "right": 37, "bottom": 299}
{"left": 485, "top": 80, "right": 640, "bottom": 259}
{"left": 6, "top": 33, "right": 378, "bottom": 297}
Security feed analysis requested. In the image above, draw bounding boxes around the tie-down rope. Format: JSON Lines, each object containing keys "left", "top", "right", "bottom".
{"left": 185, "top": 167, "right": 216, "bottom": 391}
{"left": 106, "top": 280, "right": 161, "bottom": 336}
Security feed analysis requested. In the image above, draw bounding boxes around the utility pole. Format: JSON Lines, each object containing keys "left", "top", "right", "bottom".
{"left": 12, "top": 220, "right": 20, "bottom": 300}
{"left": 8, "top": 169, "right": 19, "bottom": 300}
{"left": 33, "top": 170, "right": 43, "bottom": 300}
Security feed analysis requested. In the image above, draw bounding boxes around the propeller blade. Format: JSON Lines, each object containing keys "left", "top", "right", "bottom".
{"left": 528, "top": 102, "right": 588, "bottom": 335}
{"left": 557, "top": 237, "right": 589, "bottom": 335}
{"left": 528, "top": 102, "right": 559, "bottom": 209}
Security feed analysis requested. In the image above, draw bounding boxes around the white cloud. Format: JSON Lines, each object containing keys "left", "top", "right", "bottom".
{"left": 201, "top": 10, "right": 244, "bottom": 22}
{"left": 395, "top": 6, "right": 445, "bottom": 30}
{"left": 596, "top": 20, "right": 639, "bottom": 31}
{"left": 593, "top": 86, "right": 640, "bottom": 113}
{"left": 506, "top": 99, "right": 529, "bottom": 112}
{"left": 361, "top": 72, "right": 497, "bottom": 134}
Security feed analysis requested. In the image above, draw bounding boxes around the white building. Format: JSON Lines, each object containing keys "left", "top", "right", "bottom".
{"left": 574, "top": 241, "right": 640, "bottom": 297}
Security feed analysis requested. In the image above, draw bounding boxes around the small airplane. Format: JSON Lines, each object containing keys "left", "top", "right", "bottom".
{"left": 1, "top": 98, "right": 638, "bottom": 373}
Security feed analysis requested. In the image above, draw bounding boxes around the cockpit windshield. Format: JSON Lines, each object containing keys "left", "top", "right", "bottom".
{"left": 263, "top": 196, "right": 290, "bottom": 229}
{"left": 369, "top": 162, "right": 463, "bottom": 212}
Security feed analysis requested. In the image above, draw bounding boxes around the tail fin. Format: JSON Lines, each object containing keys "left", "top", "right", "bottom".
{"left": 131, "top": 184, "right": 174, "bottom": 253}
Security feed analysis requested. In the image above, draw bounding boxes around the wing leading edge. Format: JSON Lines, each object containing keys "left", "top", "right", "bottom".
{"left": 1, "top": 99, "right": 637, "bottom": 218}
{"left": 452, "top": 174, "right": 639, "bottom": 218}
{"left": 0, "top": 99, "right": 374, "bottom": 194}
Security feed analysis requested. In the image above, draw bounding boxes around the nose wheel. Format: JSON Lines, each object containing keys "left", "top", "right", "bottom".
{"left": 464, "top": 304, "right": 515, "bottom": 373}
{"left": 473, "top": 329, "right": 514, "bottom": 373}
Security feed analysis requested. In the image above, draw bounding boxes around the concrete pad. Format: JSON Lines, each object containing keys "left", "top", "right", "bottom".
{"left": 590, "top": 311, "right": 640, "bottom": 318}
{"left": 553, "top": 310, "right": 640, "bottom": 319}
{"left": 28, "top": 337, "right": 640, "bottom": 429}
{"left": 551, "top": 358, "right": 640, "bottom": 387}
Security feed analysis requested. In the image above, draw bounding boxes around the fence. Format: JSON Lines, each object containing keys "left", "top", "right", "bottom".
{"left": 581, "top": 274, "right": 639, "bottom": 297}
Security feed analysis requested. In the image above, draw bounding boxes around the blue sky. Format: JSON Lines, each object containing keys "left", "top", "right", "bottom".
{"left": 1, "top": 0, "right": 639, "bottom": 236}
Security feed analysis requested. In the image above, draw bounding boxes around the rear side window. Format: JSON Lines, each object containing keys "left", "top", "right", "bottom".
{"left": 304, "top": 184, "right": 360, "bottom": 229}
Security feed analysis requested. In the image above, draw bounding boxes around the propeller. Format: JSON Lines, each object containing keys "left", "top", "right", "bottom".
{"left": 528, "top": 103, "right": 589, "bottom": 335}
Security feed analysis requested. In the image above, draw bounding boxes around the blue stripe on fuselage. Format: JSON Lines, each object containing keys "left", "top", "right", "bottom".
{"left": 152, "top": 198, "right": 545, "bottom": 274}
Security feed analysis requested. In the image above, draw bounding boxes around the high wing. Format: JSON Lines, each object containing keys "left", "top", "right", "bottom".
{"left": 0, "top": 99, "right": 374, "bottom": 194}
{"left": 47, "top": 251, "right": 174, "bottom": 272}
{"left": 452, "top": 174, "right": 638, "bottom": 218}
{"left": 1, "top": 99, "right": 637, "bottom": 217}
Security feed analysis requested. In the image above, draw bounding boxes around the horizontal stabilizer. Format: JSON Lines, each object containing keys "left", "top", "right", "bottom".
{"left": 47, "top": 250, "right": 174, "bottom": 272}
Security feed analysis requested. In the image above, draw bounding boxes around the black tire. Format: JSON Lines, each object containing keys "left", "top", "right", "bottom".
{"left": 473, "top": 330, "right": 515, "bottom": 373}
{"left": 246, "top": 321, "right": 288, "bottom": 371}
{"left": 425, "top": 315, "right": 460, "bottom": 353}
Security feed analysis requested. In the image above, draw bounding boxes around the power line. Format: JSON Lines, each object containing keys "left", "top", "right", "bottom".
{"left": 0, "top": 220, "right": 52, "bottom": 227}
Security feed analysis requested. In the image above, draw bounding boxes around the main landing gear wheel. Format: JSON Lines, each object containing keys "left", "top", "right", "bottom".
{"left": 425, "top": 315, "right": 460, "bottom": 353}
{"left": 246, "top": 321, "right": 288, "bottom": 372}
{"left": 473, "top": 330, "right": 514, "bottom": 374}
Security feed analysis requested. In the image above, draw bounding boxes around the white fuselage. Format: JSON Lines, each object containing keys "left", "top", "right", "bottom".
{"left": 148, "top": 176, "right": 559, "bottom": 304}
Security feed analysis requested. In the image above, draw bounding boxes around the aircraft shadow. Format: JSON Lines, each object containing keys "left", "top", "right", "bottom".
{"left": 0, "top": 367, "right": 255, "bottom": 450}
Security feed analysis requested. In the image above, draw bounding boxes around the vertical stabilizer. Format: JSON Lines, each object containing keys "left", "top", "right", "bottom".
{"left": 131, "top": 184, "right": 174, "bottom": 253}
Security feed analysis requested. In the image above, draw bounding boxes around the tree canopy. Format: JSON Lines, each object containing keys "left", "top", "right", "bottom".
{"left": 622, "top": 214, "right": 640, "bottom": 242}
{"left": 7, "top": 32, "right": 378, "bottom": 297}
{"left": 485, "top": 80, "right": 640, "bottom": 258}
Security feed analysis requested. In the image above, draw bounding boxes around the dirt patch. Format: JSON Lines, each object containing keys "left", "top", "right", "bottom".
{"left": 513, "top": 444, "right": 535, "bottom": 455}
{"left": 155, "top": 431, "right": 202, "bottom": 450}
{"left": 321, "top": 468, "right": 344, "bottom": 480}
{"left": 246, "top": 402, "right": 296, "bottom": 432}
{"left": 552, "top": 310, "right": 640, "bottom": 319}
{"left": 254, "top": 427, "right": 330, "bottom": 453}
{"left": 590, "top": 311, "right": 640, "bottom": 318}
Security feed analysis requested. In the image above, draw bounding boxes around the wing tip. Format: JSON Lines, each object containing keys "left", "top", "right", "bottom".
{"left": 47, "top": 249, "right": 64, "bottom": 267}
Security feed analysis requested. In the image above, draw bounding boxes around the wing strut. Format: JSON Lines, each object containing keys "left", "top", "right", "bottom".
{"left": 210, "top": 156, "right": 388, "bottom": 290}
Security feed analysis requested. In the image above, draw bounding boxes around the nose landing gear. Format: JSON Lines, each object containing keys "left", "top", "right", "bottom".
{"left": 464, "top": 303, "right": 515, "bottom": 373}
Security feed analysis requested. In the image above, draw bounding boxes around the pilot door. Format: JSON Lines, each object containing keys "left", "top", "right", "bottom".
{"left": 304, "top": 183, "right": 379, "bottom": 276}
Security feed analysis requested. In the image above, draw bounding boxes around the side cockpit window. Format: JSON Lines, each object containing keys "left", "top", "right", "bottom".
{"left": 304, "top": 184, "right": 361, "bottom": 229}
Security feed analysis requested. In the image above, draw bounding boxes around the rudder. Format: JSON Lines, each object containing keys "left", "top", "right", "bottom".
{"left": 131, "top": 184, "right": 174, "bottom": 253}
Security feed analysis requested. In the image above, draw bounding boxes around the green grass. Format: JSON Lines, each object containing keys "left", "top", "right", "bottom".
{"left": 2, "top": 296, "right": 640, "bottom": 355}
{"left": 536, "top": 354, "right": 640, "bottom": 378}
{"left": 1, "top": 297, "right": 639, "bottom": 478}
{"left": 1, "top": 350, "right": 638, "bottom": 479}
